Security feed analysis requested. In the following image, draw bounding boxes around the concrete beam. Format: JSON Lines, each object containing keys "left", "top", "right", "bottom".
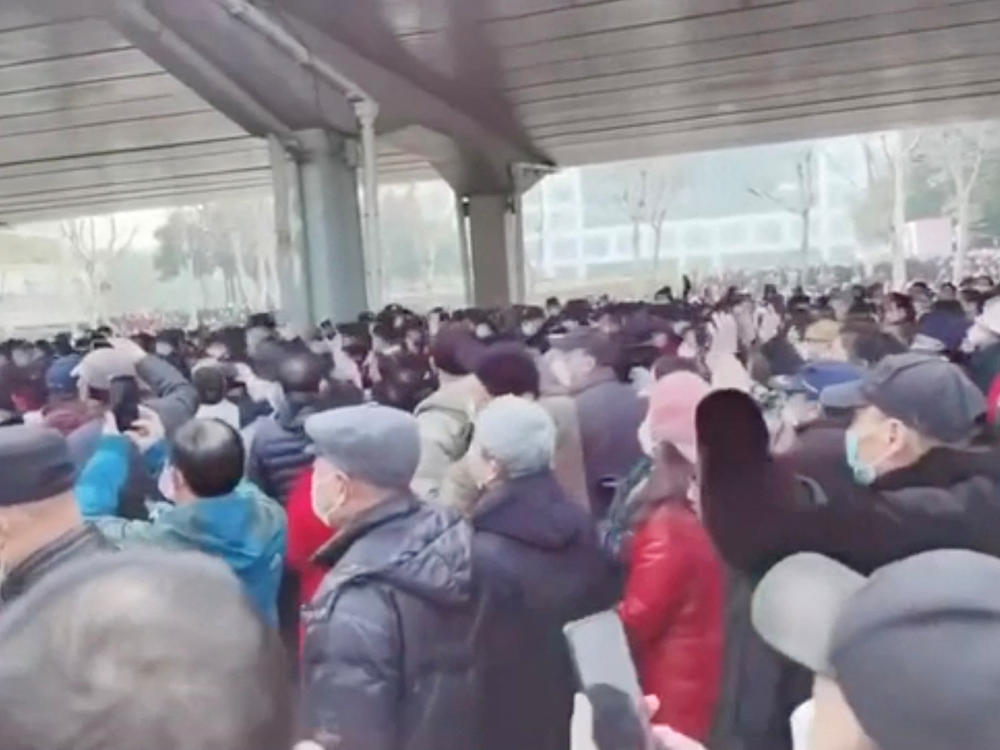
{"left": 110, "top": 1, "right": 299, "bottom": 144}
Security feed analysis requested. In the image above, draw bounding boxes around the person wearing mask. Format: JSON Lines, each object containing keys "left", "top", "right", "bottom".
{"left": 752, "top": 550, "right": 1000, "bottom": 750}
{"left": 439, "top": 343, "right": 590, "bottom": 515}
{"left": 466, "top": 395, "right": 619, "bottom": 750}
{"left": 964, "top": 295, "right": 1000, "bottom": 393}
{"left": 0, "top": 550, "right": 293, "bottom": 750}
{"left": 301, "top": 403, "right": 487, "bottom": 750}
{"left": 546, "top": 329, "right": 645, "bottom": 516}
{"left": 698, "top": 353, "right": 997, "bottom": 750}
{"left": 77, "top": 415, "right": 286, "bottom": 625}
{"left": 616, "top": 372, "right": 724, "bottom": 742}
{"left": 0, "top": 425, "right": 113, "bottom": 605}
{"left": 247, "top": 349, "right": 362, "bottom": 504}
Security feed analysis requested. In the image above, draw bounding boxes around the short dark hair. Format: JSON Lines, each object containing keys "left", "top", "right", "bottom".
{"left": 277, "top": 350, "right": 325, "bottom": 395}
{"left": 170, "top": 419, "right": 244, "bottom": 498}
{"left": 887, "top": 292, "right": 916, "bottom": 322}
{"left": 0, "top": 550, "right": 292, "bottom": 750}
{"left": 430, "top": 324, "right": 483, "bottom": 376}
{"left": 192, "top": 365, "right": 226, "bottom": 405}
{"left": 475, "top": 344, "right": 540, "bottom": 398}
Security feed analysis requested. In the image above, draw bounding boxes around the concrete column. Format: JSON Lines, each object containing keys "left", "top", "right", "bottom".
{"left": 272, "top": 129, "right": 368, "bottom": 327}
{"left": 467, "top": 193, "right": 519, "bottom": 307}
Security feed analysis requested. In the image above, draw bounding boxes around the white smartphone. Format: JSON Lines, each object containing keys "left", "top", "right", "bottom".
{"left": 564, "top": 610, "right": 650, "bottom": 747}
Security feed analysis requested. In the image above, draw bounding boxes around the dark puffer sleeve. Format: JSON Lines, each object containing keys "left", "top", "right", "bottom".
{"left": 301, "top": 585, "right": 402, "bottom": 750}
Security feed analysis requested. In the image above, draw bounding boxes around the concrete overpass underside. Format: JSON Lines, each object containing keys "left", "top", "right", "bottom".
{"left": 3, "top": 0, "right": 1000, "bottom": 314}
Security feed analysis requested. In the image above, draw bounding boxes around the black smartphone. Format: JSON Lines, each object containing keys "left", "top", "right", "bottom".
{"left": 108, "top": 376, "right": 140, "bottom": 432}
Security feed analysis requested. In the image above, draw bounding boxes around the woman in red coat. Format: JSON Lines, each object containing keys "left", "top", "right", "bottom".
{"left": 618, "top": 372, "right": 724, "bottom": 741}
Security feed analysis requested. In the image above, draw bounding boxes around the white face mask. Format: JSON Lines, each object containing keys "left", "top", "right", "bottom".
{"left": 158, "top": 464, "right": 179, "bottom": 503}
{"left": 311, "top": 464, "right": 347, "bottom": 528}
{"left": 790, "top": 699, "right": 815, "bottom": 750}
{"left": 155, "top": 342, "right": 174, "bottom": 357}
{"left": 206, "top": 344, "right": 227, "bottom": 360}
{"left": 637, "top": 419, "right": 656, "bottom": 458}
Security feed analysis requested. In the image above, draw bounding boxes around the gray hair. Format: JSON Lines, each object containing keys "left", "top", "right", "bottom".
{"left": 474, "top": 395, "right": 555, "bottom": 478}
{"left": 0, "top": 550, "right": 292, "bottom": 750}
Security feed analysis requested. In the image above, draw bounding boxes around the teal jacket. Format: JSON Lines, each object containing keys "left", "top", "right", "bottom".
{"left": 77, "top": 435, "right": 287, "bottom": 624}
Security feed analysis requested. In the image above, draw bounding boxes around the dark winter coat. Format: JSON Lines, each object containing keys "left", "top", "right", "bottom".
{"left": 0, "top": 524, "right": 114, "bottom": 606}
{"left": 247, "top": 390, "right": 361, "bottom": 504}
{"left": 698, "top": 389, "right": 1000, "bottom": 750}
{"left": 572, "top": 371, "right": 646, "bottom": 516}
{"left": 471, "top": 471, "right": 620, "bottom": 750}
{"left": 301, "top": 494, "right": 485, "bottom": 750}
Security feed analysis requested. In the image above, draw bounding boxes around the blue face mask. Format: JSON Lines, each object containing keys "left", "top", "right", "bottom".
{"left": 844, "top": 429, "right": 878, "bottom": 485}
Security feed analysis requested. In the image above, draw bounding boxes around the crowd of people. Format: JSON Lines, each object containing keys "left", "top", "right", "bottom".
{"left": 2, "top": 272, "right": 1000, "bottom": 750}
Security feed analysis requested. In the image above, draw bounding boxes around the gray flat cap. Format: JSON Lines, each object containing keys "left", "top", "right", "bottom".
{"left": 305, "top": 403, "right": 420, "bottom": 489}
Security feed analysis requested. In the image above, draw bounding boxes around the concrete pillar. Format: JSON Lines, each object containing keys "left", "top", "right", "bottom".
{"left": 468, "top": 193, "right": 521, "bottom": 307}
{"left": 297, "top": 129, "right": 368, "bottom": 323}
{"left": 271, "top": 129, "right": 368, "bottom": 327}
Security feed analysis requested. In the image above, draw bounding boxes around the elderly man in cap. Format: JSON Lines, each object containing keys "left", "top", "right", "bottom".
{"left": 300, "top": 403, "right": 488, "bottom": 750}
{"left": 0, "top": 425, "right": 113, "bottom": 605}
{"left": 545, "top": 328, "right": 644, "bottom": 516}
{"left": 697, "top": 352, "right": 1000, "bottom": 750}
{"left": 751, "top": 549, "right": 1000, "bottom": 750}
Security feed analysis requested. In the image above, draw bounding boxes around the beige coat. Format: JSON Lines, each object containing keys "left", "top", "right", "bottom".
{"left": 439, "top": 394, "right": 590, "bottom": 516}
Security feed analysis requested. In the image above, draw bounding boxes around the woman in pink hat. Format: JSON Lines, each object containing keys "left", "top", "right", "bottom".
{"left": 617, "top": 371, "right": 725, "bottom": 742}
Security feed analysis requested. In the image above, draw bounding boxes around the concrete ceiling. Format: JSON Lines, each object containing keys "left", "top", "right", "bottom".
{"left": 4, "top": 0, "right": 1000, "bottom": 224}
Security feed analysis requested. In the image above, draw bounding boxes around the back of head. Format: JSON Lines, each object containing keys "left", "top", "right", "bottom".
{"left": 170, "top": 419, "right": 244, "bottom": 498}
{"left": 277, "top": 350, "right": 325, "bottom": 396}
{"left": 192, "top": 364, "right": 227, "bottom": 406}
{"left": 430, "top": 323, "right": 485, "bottom": 377}
{"left": 0, "top": 550, "right": 292, "bottom": 750}
{"left": 474, "top": 395, "right": 555, "bottom": 479}
{"left": 474, "top": 343, "right": 540, "bottom": 398}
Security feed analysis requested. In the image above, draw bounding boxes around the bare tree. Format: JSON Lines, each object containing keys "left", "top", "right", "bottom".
{"left": 620, "top": 167, "right": 681, "bottom": 295}
{"left": 749, "top": 148, "right": 817, "bottom": 266}
{"left": 61, "top": 216, "right": 138, "bottom": 325}
{"left": 937, "top": 126, "right": 987, "bottom": 283}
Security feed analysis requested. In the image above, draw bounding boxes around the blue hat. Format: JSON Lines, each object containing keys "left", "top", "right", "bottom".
{"left": 45, "top": 355, "right": 81, "bottom": 395}
{"left": 779, "top": 361, "right": 863, "bottom": 401}
{"left": 915, "top": 309, "right": 970, "bottom": 353}
{"left": 305, "top": 403, "right": 420, "bottom": 489}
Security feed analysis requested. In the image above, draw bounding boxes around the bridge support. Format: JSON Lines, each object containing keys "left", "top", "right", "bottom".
{"left": 271, "top": 129, "right": 368, "bottom": 328}
{"left": 464, "top": 189, "right": 533, "bottom": 307}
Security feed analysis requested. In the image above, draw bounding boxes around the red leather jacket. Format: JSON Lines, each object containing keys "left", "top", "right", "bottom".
{"left": 618, "top": 501, "right": 725, "bottom": 741}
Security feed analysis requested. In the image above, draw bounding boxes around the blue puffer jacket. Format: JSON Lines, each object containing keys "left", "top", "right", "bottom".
{"left": 77, "top": 435, "right": 287, "bottom": 624}
{"left": 247, "top": 390, "right": 361, "bottom": 504}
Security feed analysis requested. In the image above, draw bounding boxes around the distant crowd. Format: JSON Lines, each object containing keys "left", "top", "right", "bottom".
{"left": 2, "top": 270, "right": 1000, "bottom": 750}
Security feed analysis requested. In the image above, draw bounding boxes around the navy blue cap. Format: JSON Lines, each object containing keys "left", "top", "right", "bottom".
{"left": 820, "top": 352, "right": 985, "bottom": 442}
{"left": 778, "top": 360, "right": 863, "bottom": 401}
{"left": 45, "top": 355, "right": 81, "bottom": 395}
